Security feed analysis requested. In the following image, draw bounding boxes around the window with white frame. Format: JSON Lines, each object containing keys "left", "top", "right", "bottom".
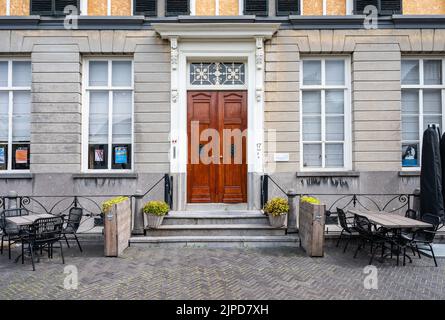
{"left": 0, "top": 60, "right": 31, "bottom": 171}
{"left": 84, "top": 59, "right": 133, "bottom": 171}
{"left": 401, "top": 58, "right": 445, "bottom": 168}
{"left": 300, "top": 57, "right": 351, "bottom": 170}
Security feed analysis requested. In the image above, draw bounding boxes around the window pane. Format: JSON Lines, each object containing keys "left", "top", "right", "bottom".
{"left": 112, "top": 91, "right": 132, "bottom": 144}
{"left": 402, "top": 143, "right": 419, "bottom": 167}
{"left": 325, "top": 60, "right": 345, "bottom": 86}
{"left": 303, "top": 144, "right": 322, "bottom": 167}
{"left": 424, "top": 60, "right": 442, "bottom": 85}
{"left": 0, "top": 62, "right": 8, "bottom": 87}
{"left": 302, "top": 91, "right": 321, "bottom": 114}
{"left": 326, "top": 116, "right": 344, "bottom": 141}
{"left": 402, "top": 116, "right": 419, "bottom": 141}
{"left": 303, "top": 60, "right": 321, "bottom": 85}
{"left": 325, "top": 144, "right": 344, "bottom": 168}
{"left": 424, "top": 115, "right": 442, "bottom": 132}
{"left": 325, "top": 90, "right": 344, "bottom": 114}
{"left": 0, "top": 92, "right": 8, "bottom": 142}
{"left": 401, "top": 60, "right": 419, "bottom": 85}
{"left": 303, "top": 116, "right": 321, "bottom": 141}
{"left": 423, "top": 90, "right": 442, "bottom": 114}
{"left": 112, "top": 61, "right": 132, "bottom": 87}
{"left": 89, "top": 61, "right": 108, "bottom": 87}
{"left": 401, "top": 90, "right": 419, "bottom": 113}
{"left": 12, "top": 61, "right": 31, "bottom": 87}
{"left": 89, "top": 91, "right": 109, "bottom": 144}
{"left": 12, "top": 91, "right": 30, "bottom": 142}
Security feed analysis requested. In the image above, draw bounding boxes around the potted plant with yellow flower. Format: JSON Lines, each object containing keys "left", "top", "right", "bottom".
{"left": 143, "top": 200, "right": 170, "bottom": 229}
{"left": 263, "top": 197, "right": 289, "bottom": 228}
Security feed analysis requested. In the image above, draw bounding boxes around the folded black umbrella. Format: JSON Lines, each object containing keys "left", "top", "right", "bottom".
{"left": 420, "top": 125, "right": 444, "bottom": 220}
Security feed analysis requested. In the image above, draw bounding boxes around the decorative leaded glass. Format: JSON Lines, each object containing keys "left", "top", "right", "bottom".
{"left": 190, "top": 62, "right": 246, "bottom": 86}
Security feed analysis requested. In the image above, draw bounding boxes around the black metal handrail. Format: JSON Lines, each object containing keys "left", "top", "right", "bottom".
{"left": 130, "top": 173, "right": 173, "bottom": 209}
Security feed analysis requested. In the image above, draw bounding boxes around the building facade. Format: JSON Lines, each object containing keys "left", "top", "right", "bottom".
{"left": 0, "top": 0, "right": 444, "bottom": 211}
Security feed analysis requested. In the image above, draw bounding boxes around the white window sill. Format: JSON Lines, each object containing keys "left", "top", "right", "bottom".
{"left": 72, "top": 173, "right": 138, "bottom": 179}
{"left": 296, "top": 171, "right": 360, "bottom": 178}
{"left": 0, "top": 172, "right": 33, "bottom": 179}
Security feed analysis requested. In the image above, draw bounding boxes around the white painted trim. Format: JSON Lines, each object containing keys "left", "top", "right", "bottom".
{"left": 401, "top": 57, "right": 445, "bottom": 169}
{"left": 80, "top": 0, "right": 88, "bottom": 15}
{"left": 6, "top": 0, "right": 10, "bottom": 16}
{"left": 82, "top": 57, "right": 134, "bottom": 172}
{"left": 346, "top": 0, "right": 353, "bottom": 15}
{"left": 299, "top": 56, "right": 352, "bottom": 172}
{"left": 322, "top": 0, "right": 327, "bottom": 15}
{"left": 170, "top": 40, "right": 263, "bottom": 176}
{"left": 107, "top": 0, "right": 112, "bottom": 15}
{"left": 0, "top": 58, "right": 31, "bottom": 173}
{"left": 300, "top": 0, "right": 304, "bottom": 15}
{"left": 153, "top": 23, "right": 280, "bottom": 39}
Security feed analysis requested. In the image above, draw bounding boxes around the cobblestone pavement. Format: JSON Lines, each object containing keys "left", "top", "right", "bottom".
{"left": 0, "top": 241, "right": 444, "bottom": 300}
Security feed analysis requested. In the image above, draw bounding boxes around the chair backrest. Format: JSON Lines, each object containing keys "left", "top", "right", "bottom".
{"left": 66, "top": 207, "right": 83, "bottom": 232}
{"left": 416, "top": 213, "right": 440, "bottom": 243}
{"left": 336, "top": 208, "right": 349, "bottom": 230}
{"left": 354, "top": 215, "right": 372, "bottom": 235}
{"left": 30, "top": 216, "right": 63, "bottom": 243}
{"left": 0, "top": 208, "right": 29, "bottom": 231}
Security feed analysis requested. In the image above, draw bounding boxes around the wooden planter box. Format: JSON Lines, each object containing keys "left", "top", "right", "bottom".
{"left": 299, "top": 200, "right": 326, "bottom": 257}
{"left": 104, "top": 198, "right": 132, "bottom": 257}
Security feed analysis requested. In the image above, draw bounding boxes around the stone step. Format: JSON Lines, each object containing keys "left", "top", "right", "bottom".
{"left": 129, "top": 235, "right": 299, "bottom": 248}
{"left": 185, "top": 203, "right": 248, "bottom": 211}
{"left": 145, "top": 224, "right": 287, "bottom": 237}
{"left": 163, "top": 211, "right": 268, "bottom": 225}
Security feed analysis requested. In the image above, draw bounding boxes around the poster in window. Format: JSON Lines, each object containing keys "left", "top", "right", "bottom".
{"left": 95, "top": 149, "right": 104, "bottom": 162}
{"left": 0, "top": 147, "right": 4, "bottom": 165}
{"left": 402, "top": 144, "right": 418, "bottom": 167}
{"left": 15, "top": 147, "right": 28, "bottom": 164}
{"left": 115, "top": 146, "right": 128, "bottom": 164}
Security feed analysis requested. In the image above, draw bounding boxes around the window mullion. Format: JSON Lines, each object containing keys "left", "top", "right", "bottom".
{"left": 321, "top": 89, "right": 326, "bottom": 169}
{"left": 108, "top": 61, "right": 113, "bottom": 170}
{"left": 8, "top": 61, "right": 13, "bottom": 171}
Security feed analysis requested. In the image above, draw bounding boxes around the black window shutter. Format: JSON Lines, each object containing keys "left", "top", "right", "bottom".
{"left": 54, "top": 0, "right": 80, "bottom": 14}
{"left": 354, "top": 0, "right": 401, "bottom": 15}
{"left": 244, "top": 0, "right": 268, "bottom": 16}
{"left": 30, "top": 0, "right": 53, "bottom": 15}
{"left": 276, "top": 0, "right": 299, "bottom": 16}
{"left": 165, "top": 0, "right": 189, "bottom": 16}
{"left": 134, "top": 0, "right": 157, "bottom": 16}
{"left": 380, "top": 0, "right": 402, "bottom": 14}
{"left": 31, "top": 0, "right": 79, "bottom": 15}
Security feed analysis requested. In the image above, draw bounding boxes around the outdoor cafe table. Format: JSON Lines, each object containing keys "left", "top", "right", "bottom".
{"left": 347, "top": 209, "right": 433, "bottom": 265}
{"left": 5, "top": 213, "right": 55, "bottom": 263}
{"left": 6, "top": 213, "right": 54, "bottom": 226}
{"left": 347, "top": 210, "right": 433, "bottom": 229}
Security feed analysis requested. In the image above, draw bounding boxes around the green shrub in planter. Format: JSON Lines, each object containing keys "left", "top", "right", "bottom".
{"left": 143, "top": 200, "right": 170, "bottom": 229}
{"left": 264, "top": 197, "right": 289, "bottom": 228}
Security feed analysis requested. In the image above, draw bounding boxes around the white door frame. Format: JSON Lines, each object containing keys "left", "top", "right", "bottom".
{"left": 171, "top": 40, "right": 263, "bottom": 176}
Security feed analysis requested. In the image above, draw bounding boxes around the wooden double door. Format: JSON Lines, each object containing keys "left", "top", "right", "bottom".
{"left": 187, "top": 91, "right": 247, "bottom": 203}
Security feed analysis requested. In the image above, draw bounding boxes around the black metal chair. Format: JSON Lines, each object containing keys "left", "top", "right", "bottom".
{"left": 353, "top": 214, "right": 391, "bottom": 265}
{"left": 405, "top": 209, "right": 418, "bottom": 220}
{"left": 0, "top": 208, "right": 29, "bottom": 259}
{"left": 336, "top": 208, "right": 357, "bottom": 253}
{"left": 400, "top": 213, "right": 440, "bottom": 267}
{"left": 61, "top": 207, "right": 83, "bottom": 252}
{"left": 20, "top": 216, "right": 65, "bottom": 271}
